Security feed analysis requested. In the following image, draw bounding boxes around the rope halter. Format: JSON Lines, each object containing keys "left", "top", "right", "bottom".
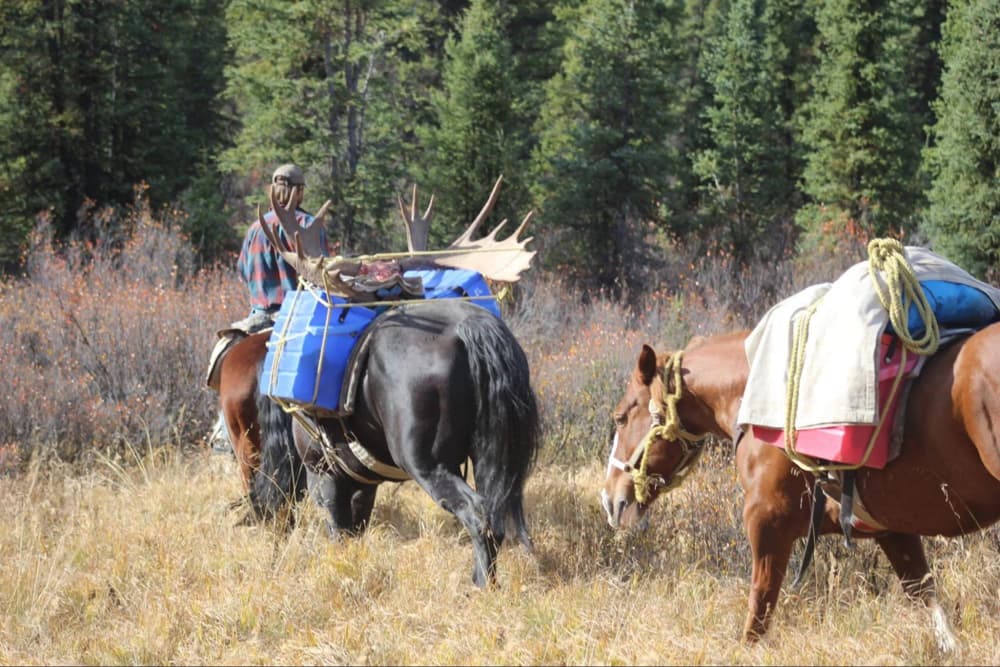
{"left": 608, "top": 351, "right": 712, "bottom": 504}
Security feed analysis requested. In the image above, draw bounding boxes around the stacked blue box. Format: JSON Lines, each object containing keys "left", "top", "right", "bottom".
{"left": 260, "top": 289, "right": 378, "bottom": 411}
{"left": 404, "top": 268, "right": 501, "bottom": 318}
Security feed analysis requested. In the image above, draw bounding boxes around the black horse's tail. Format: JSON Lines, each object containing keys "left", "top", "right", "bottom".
{"left": 249, "top": 380, "right": 307, "bottom": 524}
{"left": 457, "top": 312, "right": 541, "bottom": 548}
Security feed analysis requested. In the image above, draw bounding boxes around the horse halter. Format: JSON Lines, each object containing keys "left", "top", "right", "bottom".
{"left": 606, "top": 351, "right": 711, "bottom": 503}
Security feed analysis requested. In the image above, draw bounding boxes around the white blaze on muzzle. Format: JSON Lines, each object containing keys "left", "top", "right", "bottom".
{"left": 605, "top": 398, "right": 663, "bottom": 480}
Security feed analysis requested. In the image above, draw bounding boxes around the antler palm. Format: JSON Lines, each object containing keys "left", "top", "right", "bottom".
{"left": 260, "top": 185, "right": 332, "bottom": 257}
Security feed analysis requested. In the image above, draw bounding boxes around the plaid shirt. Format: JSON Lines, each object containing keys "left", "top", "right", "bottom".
{"left": 237, "top": 210, "right": 330, "bottom": 313}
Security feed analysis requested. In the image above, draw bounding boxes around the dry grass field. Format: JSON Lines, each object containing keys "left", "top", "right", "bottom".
{"left": 5, "top": 209, "right": 1000, "bottom": 665}
{"left": 3, "top": 443, "right": 999, "bottom": 666}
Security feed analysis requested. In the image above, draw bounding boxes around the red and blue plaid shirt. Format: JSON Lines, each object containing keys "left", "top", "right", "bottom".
{"left": 237, "top": 210, "right": 331, "bottom": 313}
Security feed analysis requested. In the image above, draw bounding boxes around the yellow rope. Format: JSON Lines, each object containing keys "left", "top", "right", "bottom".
{"left": 867, "top": 238, "right": 939, "bottom": 356}
{"left": 633, "top": 352, "right": 707, "bottom": 503}
{"left": 781, "top": 238, "right": 939, "bottom": 473}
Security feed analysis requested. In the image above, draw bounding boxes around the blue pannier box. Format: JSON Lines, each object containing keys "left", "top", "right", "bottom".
{"left": 404, "top": 268, "right": 501, "bottom": 317}
{"left": 261, "top": 289, "right": 377, "bottom": 412}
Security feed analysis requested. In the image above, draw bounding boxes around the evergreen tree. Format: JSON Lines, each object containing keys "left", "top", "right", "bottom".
{"left": 670, "top": 0, "right": 732, "bottom": 233}
{"left": 416, "top": 0, "right": 527, "bottom": 244}
{"left": 692, "top": 0, "right": 805, "bottom": 265}
{"left": 221, "top": 0, "right": 452, "bottom": 253}
{"left": 0, "top": 0, "right": 228, "bottom": 270}
{"left": 531, "top": 0, "right": 685, "bottom": 294}
{"left": 795, "top": 0, "right": 929, "bottom": 247}
{"left": 922, "top": 0, "right": 1000, "bottom": 280}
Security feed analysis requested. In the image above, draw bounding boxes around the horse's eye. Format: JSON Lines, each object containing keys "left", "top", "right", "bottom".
{"left": 613, "top": 413, "right": 627, "bottom": 427}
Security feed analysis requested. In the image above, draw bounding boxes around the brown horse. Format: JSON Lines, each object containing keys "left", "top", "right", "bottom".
{"left": 601, "top": 325, "right": 1000, "bottom": 651}
{"left": 217, "top": 330, "right": 306, "bottom": 523}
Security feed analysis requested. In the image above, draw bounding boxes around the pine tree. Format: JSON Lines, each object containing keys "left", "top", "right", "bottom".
{"left": 531, "top": 0, "right": 685, "bottom": 294}
{"left": 922, "top": 0, "right": 1000, "bottom": 280}
{"left": 416, "top": 0, "right": 526, "bottom": 245}
{"left": 220, "top": 0, "right": 460, "bottom": 253}
{"left": 693, "top": 0, "right": 807, "bottom": 266}
{"left": 0, "top": 0, "right": 228, "bottom": 269}
{"left": 795, "top": 0, "right": 930, "bottom": 248}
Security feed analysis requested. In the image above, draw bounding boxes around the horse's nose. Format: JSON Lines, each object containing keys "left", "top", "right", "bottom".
{"left": 600, "top": 489, "right": 618, "bottom": 528}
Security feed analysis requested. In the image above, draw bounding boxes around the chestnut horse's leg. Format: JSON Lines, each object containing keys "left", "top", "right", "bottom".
{"left": 742, "top": 503, "right": 800, "bottom": 642}
{"left": 876, "top": 532, "right": 958, "bottom": 653}
{"left": 739, "top": 442, "right": 812, "bottom": 642}
{"left": 222, "top": 383, "right": 260, "bottom": 492}
{"left": 218, "top": 333, "right": 269, "bottom": 493}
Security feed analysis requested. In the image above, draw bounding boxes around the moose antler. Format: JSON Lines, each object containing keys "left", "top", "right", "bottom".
{"left": 398, "top": 184, "right": 434, "bottom": 253}
{"left": 435, "top": 176, "right": 535, "bottom": 283}
{"left": 269, "top": 175, "right": 536, "bottom": 296}
{"left": 260, "top": 185, "right": 331, "bottom": 257}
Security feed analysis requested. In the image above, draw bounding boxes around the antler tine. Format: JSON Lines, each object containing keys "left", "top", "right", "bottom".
{"left": 398, "top": 183, "right": 432, "bottom": 253}
{"left": 513, "top": 209, "right": 535, "bottom": 240}
{"left": 397, "top": 191, "right": 413, "bottom": 253}
{"left": 259, "top": 203, "right": 283, "bottom": 250}
{"left": 423, "top": 193, "right": 435, "bottom": 222}
{"left": 450, "top": 175, "right": 503, "bottom": 247}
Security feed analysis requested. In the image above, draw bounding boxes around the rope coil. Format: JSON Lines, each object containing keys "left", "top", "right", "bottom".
{"left": 781, "top": 239, "right": 939, "bottom": 473}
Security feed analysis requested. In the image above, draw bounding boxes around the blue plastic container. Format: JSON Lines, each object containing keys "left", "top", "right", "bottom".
{"left": 404, "top": 268, "right": 501, "bottom": 318}
{"left": 261, "top": 289, "right": 377, "bottom": 411}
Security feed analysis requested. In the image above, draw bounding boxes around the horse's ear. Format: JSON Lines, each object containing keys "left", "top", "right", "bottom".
{"left": 637, "top": 344, "right": 658, "bottom": 386}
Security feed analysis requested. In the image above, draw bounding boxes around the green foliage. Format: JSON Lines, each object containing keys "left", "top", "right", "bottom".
{"left": 0, "top": 0, "right": 228, "bottom": 267}
{"left": 796, "top": 0, "right": 930, "bottom": 243}
{"left": 531, "top": 0, "right": 686, "bottom": 295}
{"left": 692, "top": 0, "right": 806, "bottom": 265}
{"left": 221, "top": 0, "right": 451, "bottom": 253}
{"left": 416, "top": 0, "right": 526, "bottom": 243}
{"left": 922, "top": 0, "right": 1000, "bottom": 280}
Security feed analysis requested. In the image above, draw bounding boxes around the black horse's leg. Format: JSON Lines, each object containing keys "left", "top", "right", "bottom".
{"left": 349, "top": 486, "right": 377, "bottom": 532}
{"left": 307, "top": 470, "right": 358, "bottom": 540}
{"left": 876, "top": 532, "right": 958, "bottom": 653}
{"left": 507, "top": 486, "right": 534, "bottom": 554}
{"left": 409, "top": 466, "right": 498, "bottom": 588}
{"left": 307, "top": 469, "right": 379, "bottom": 538}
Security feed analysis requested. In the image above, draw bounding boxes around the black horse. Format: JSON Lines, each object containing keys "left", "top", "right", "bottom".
{"left": 250, "top": 298, "right": 541, "bottom": 587}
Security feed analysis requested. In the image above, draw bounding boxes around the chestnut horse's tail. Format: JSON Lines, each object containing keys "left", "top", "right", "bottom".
{"left": 456, "top": 312, "right": 541, "bottom": 547}
{"left": 250, "top": 382, "right": 307, "bottom": 523}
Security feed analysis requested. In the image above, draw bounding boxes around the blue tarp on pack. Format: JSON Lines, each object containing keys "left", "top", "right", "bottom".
{"left": 261, "top": 269, "right": 499, "bottom": 411}
{"left": 885, "top": 280, "right": 1000, "bottom": 338}
{"left": 403, "top": 268, "right": 501, "bottom": 317}
{"left": 261, "top": 290, "right": 377, "bottom": 411}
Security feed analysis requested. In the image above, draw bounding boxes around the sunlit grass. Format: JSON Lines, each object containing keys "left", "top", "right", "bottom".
{"left": 2, "top": 448, "right": 998, "bottom": 665}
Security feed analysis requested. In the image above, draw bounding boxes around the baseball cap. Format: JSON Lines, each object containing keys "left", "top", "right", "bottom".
{"left": 272, "top": 163, "right": 305, "bottom": 186}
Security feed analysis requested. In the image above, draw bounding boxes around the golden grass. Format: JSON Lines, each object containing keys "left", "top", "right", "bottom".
{"left": 2, "top": 448, "right": 999, "bottom": 666}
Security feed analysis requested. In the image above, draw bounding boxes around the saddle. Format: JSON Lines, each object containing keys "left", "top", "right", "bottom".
{"left": 204, "top": 312, "right": 275, "bottom": 391}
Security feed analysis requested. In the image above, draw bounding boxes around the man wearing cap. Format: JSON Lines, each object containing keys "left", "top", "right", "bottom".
{"left": 237, "top": 163, "right": 332, "bottom": 329}
{"left": 204, "top": 163, "right": 332, "bottom": 452}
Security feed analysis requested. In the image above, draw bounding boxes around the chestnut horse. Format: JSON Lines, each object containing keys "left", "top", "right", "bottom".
{"left": 217, "top": 330, "right": 306, "bottom": 524}
{"left": 601, "top": 325, "right": 1000, "bottom": 651}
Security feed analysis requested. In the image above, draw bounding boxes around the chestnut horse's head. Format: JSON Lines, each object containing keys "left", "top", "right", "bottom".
{"left": 600, "top": 344, "right": 709, "bottom": 529}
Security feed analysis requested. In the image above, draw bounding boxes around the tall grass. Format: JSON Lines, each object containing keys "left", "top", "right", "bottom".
{"left": 2, "top": 205, "right": 998, "bottom": 664}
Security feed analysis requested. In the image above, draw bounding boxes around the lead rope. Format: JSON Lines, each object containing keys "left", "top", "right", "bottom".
{"left": 633, "top": 352, "right": 709, "bottom": 503}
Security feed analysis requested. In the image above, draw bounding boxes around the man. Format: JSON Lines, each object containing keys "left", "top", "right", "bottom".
{"left": 205, "top": 163, "right": 332, "bottom": 452}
